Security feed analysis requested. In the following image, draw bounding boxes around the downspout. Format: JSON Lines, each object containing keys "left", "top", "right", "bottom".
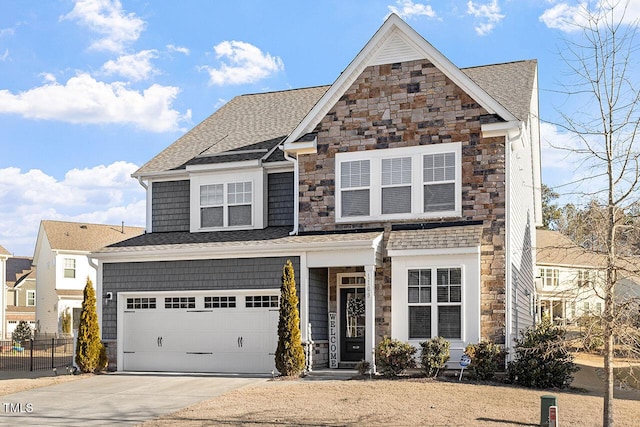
{"left": 282, "top": 149, "right": 299, "bottom": 236}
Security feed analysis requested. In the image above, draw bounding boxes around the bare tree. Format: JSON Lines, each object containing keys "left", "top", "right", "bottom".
{"left": 551, "top": 1, "right": 640, "bottom": 425}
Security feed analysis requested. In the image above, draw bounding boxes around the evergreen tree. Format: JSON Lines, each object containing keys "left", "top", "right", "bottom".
{"left": 275, "top": 260, "right": 305, "bottom": 376}
{"left": 75, "top": 277, "right": 106, "bottom": 373}
{"left": 12, "top": 320, "right": 33, "bottom": 344}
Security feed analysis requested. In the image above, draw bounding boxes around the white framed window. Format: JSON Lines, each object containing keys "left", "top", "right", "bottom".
{"left": 382, "top": 157, "right": 412, "bottom": 214}
{"left": 200, "top": 181, "right": 252, "bottom": 228}
{"left": 423, "top": 153, "right": 455, "bottom": 212}
{"left": 336, "top": 142, "right": 461, "bottom": 222}
{"left": 27, "top": 290, "right": 36, "bottom": 307}
{"left": 408, "top": 267, "right": 462, "bottom": 340}
{"left": 63, "top": 258, "right": 76, "bottom": 279}
{"left": 340, "top": 160, "right": 370, "bottom": 217}
{"left": 539, "top": 267, "right": 559, "bottom": 288}
{"left": 190, "top": 169, "right": 264, "bottom": 232}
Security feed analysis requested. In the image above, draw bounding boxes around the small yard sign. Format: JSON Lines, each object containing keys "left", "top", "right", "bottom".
{"left": 549, "top": 405, "right": 558, "bottom": 427}
{"left": 459, "top": 354, "right": 471, "bottom": 381}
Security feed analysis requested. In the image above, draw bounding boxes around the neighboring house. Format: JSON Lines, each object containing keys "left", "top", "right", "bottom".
{"left": 0, "top": 245, "right": 10, "bottom": 340}
{"left": 94, "top": 14, "right": 542, "bottom": 373}
{"left": 33, "top": 220, "right": 144, "bottom": 338}
{"left": 536, "top": 229, "right": 606, "bottom": 324}
{"left": 536, "top": 229, "right": 640, "bottom": 324}
{"left": 4, "top": 257, "right": 37, "bottom": 339}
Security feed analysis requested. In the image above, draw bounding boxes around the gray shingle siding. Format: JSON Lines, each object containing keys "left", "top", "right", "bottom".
{"left": 151, "top": 180, "right": 190, "bottom": 232}
{"left": 102, "top": 256, "right": 299, "bottom": 339}
{"left": 309, "top": 268, "right": 328, "bottom": 341}
{"left": 268, "top": 172, "right": 294, "bottom": 227}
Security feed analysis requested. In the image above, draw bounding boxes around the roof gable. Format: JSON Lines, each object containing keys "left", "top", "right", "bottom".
{"left": 285, "top": 13, "right": 519, "bottom": 146}
{"left": 0, "top": 244, "right": 10, "bottom": 257}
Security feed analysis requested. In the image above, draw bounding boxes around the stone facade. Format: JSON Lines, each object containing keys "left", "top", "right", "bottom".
{"left": 298, "top": 59, "right": 507, "bottom": 344}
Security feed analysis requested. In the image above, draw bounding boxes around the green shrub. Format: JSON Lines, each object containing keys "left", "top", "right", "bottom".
{"left": 465, "top": 341, "right": 504, "bottom": 381}
{"left": 577, "top": 315, "right": 604, "bottom": 352}
{"left": 275, "top": 260, "right": 305, "bottom": 376}
{"left": 507, "top": 319, "right": 578, "bottom": 389}
{"left": 375, "top": 336, "right": 417, "bottom": 377}
{"left": 75, "top": 277, "right": 106, "bottom": 373}
{"left": 420, "top": 336, "right": 450, "bottom": 377}
{"left": 12, "top": 320, "right": 33, "bottom": 345}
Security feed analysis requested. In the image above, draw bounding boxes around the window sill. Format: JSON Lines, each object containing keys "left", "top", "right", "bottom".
{"left": 336, "top": 211, "right": 462, "bottom": 224}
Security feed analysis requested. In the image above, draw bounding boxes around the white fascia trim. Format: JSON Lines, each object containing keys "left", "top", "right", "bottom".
{"left": 263, "top": 162, "right": 294, "bottom": 173}
{"left": 285, "top": 14, "right": 517, "bottom": 145}
{"left": 94, "top": 235, "right": 384, "bottom": 263}
{"left": 54, "top": 250, "right": 91, "bottom": 256}
{"left": 186, "top": 159, "right": 261, "bottom": 172}
{"left": 481, "top": 121, "right": 522, "bottom": 139}
{"left": 132, "top": 169, "right": 189, "bottom": 182}
{"left": 283, "top": 136, "right": 317, "bottom": 155}
{"left": 387, "top": 246, "right": 479, "bottom": 257}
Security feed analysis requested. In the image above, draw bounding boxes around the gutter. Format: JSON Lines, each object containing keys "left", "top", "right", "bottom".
{"left": 281, "top": 148, "right": 299, "bottom": 236}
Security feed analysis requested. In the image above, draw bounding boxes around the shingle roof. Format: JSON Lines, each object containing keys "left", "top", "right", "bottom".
{"left": 97, "top": 228, "right": 383, "bottom": 254}
{"left": 135, "top": 59, "right": 536, "bottom": 176}
{"left": 0, "top": 245, "right": 10, "bottom": 256}
{"left": 387, "top": 224, "right": 483, "bottom": 251}
{"left": 134, "top": 86, "right": 330, "bottom": 176}
{"left": 42, "top": 220, "right": 145, "bottom": 252}
{"left": 536, "top": 229, "right": 605, "bottom": 268}
{"left": 462, "top": 60, "right": 537, "bottom": 122}
{"left": 5, "top": 257, "right": 34, "bottom": 286}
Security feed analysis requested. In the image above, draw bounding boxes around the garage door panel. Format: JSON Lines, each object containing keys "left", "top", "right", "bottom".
{"left": 121, "top": 291, "right": 280, "bottom": 373}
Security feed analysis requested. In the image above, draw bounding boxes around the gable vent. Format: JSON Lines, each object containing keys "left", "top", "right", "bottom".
{"left": 371, "top": 30, "right": 425, "bottom": 66}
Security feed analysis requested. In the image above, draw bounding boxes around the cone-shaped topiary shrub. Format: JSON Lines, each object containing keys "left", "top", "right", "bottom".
{"left": 420, "top": 336, "right": 450, "bottom": 377}
{"left": 275, "top": 260, "right": 305, "bottom": 376}
{"left": 75, "top": 277, "right": 107, "bottom": 373}
{"left": 506, "top": 318, "right": 578, "bottom": 388}
{"left": 12, "top": 320, "right": 33, "bottom": 345}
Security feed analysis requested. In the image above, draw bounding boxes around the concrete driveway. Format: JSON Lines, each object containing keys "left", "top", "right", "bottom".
{"left": 0, "top": 372, "right": 268, "bottom": 426}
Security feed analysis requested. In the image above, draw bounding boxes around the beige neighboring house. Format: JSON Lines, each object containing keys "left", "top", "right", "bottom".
{"left": 0, "top": 245, "right": 10, "bottom": 340}
{"left": 33, "top": 220, "right": 144, "bottom": 337}
{"left": 536, "top": 229, "right": 612, "bottom": 324}
{"left": 5, "top": 257, "right": 37, "bottom": 339}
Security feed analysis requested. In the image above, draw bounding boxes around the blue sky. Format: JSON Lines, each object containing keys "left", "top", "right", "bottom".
{"left": 1, "top": 0, "right": 639, "bottom": 256}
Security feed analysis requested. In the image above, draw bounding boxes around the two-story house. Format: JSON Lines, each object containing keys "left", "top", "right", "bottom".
{"left": 0, "top": 245, "right": 9, "bottom": 339}
{"left": 94, "top": 14, "right": 542, "bottom": 373}
{"left": 4, "top": 257, "right": 37, "bottom": 339}
{"left": 33, "top": 220, "right": 144, "bottom": 338}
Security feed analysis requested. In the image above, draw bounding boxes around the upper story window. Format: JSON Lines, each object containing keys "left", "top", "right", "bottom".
{"left": 63, "top": 258, "right": 76, "bottom": 278}
{"left": 539, "top": 267, "right": 559, "bottom": 288}
{"left": 336, "top": 142, "right": 461, "bottom": 222}
{"left": 190, "top": 169, "right": 264, "bottom": 232}
{"left": 27, "top": 290, "right": 36, "bottom": 306}
{"left": 200, "top": 182, "right": 252, "bottom": 228}
{"left": 576, "top": 270, "right": 593, "bottom": 287}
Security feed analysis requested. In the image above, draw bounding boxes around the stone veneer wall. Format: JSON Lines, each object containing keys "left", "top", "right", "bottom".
{"left": 298, "top": 59, "right": 507, "bottom": 344}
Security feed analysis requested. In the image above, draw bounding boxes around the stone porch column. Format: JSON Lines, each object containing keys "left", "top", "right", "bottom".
{"left": 365, "top": 265, "right": 376, "bottom": 372}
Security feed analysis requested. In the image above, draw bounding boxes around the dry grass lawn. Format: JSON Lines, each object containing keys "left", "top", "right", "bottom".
{"left": 143, "top": 378, "right": 639, "bottom": 427}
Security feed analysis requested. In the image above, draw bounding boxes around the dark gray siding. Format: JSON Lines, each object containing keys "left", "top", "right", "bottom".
{"left": 309, "top": 268, "right": 328, "bottom": 341}
{"left": 102, "top": 256, "right": 300, "bottom": 339}
{"left": 152, "top": 180, "right": 190, "bottom": 232}
{"left": 268, "top": 172, "right": 294, "bottom": 227}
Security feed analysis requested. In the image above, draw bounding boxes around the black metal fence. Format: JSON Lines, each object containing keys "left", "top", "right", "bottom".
{"left": 0, "top": 338, "right": 75, "bottom": 372}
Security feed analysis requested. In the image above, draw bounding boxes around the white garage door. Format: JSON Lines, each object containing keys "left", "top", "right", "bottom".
{"left": 121, "top": 291, "right": 280, "bottom": 373}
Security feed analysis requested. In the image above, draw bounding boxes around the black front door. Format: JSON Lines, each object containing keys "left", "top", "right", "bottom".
{"left": 340, "top": 287, "right": 365, "bottom": 362}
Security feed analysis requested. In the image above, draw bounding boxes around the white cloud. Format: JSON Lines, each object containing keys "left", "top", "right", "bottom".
{"left": 62, "top": 0, "right": 145, "bottom": 53}
{"left": 540, "top": 1, "right": 640, "bottom": 32}
{"left": 0, "top": 49, "right": 8, "bottom": 61}
{"left": 202, "top": 41, "right": 284, "bottom": 86}
{"left": 0, "top": 162, "right": 145, "bottom": 256}
{"left": 0, "top": 73, "right": 187, "bottom": 132}
{"left": 0, "top": 27, "right": 15, "bottom": 38}
{"left": 467, "top": 0, "right": 505, "bottom": 36}
{"left": 387, "top": 1, "right": 437, "bottom": 20}
{"left": 101, "top": 50, "right": 159, "bottom": 81}
{"left": 167, "top": 44, "right": 190, "bottom": 55}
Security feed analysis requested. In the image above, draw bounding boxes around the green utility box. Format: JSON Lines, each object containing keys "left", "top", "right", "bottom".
{"left": 540, "top": 395, "right": 557, "bottom": 425}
